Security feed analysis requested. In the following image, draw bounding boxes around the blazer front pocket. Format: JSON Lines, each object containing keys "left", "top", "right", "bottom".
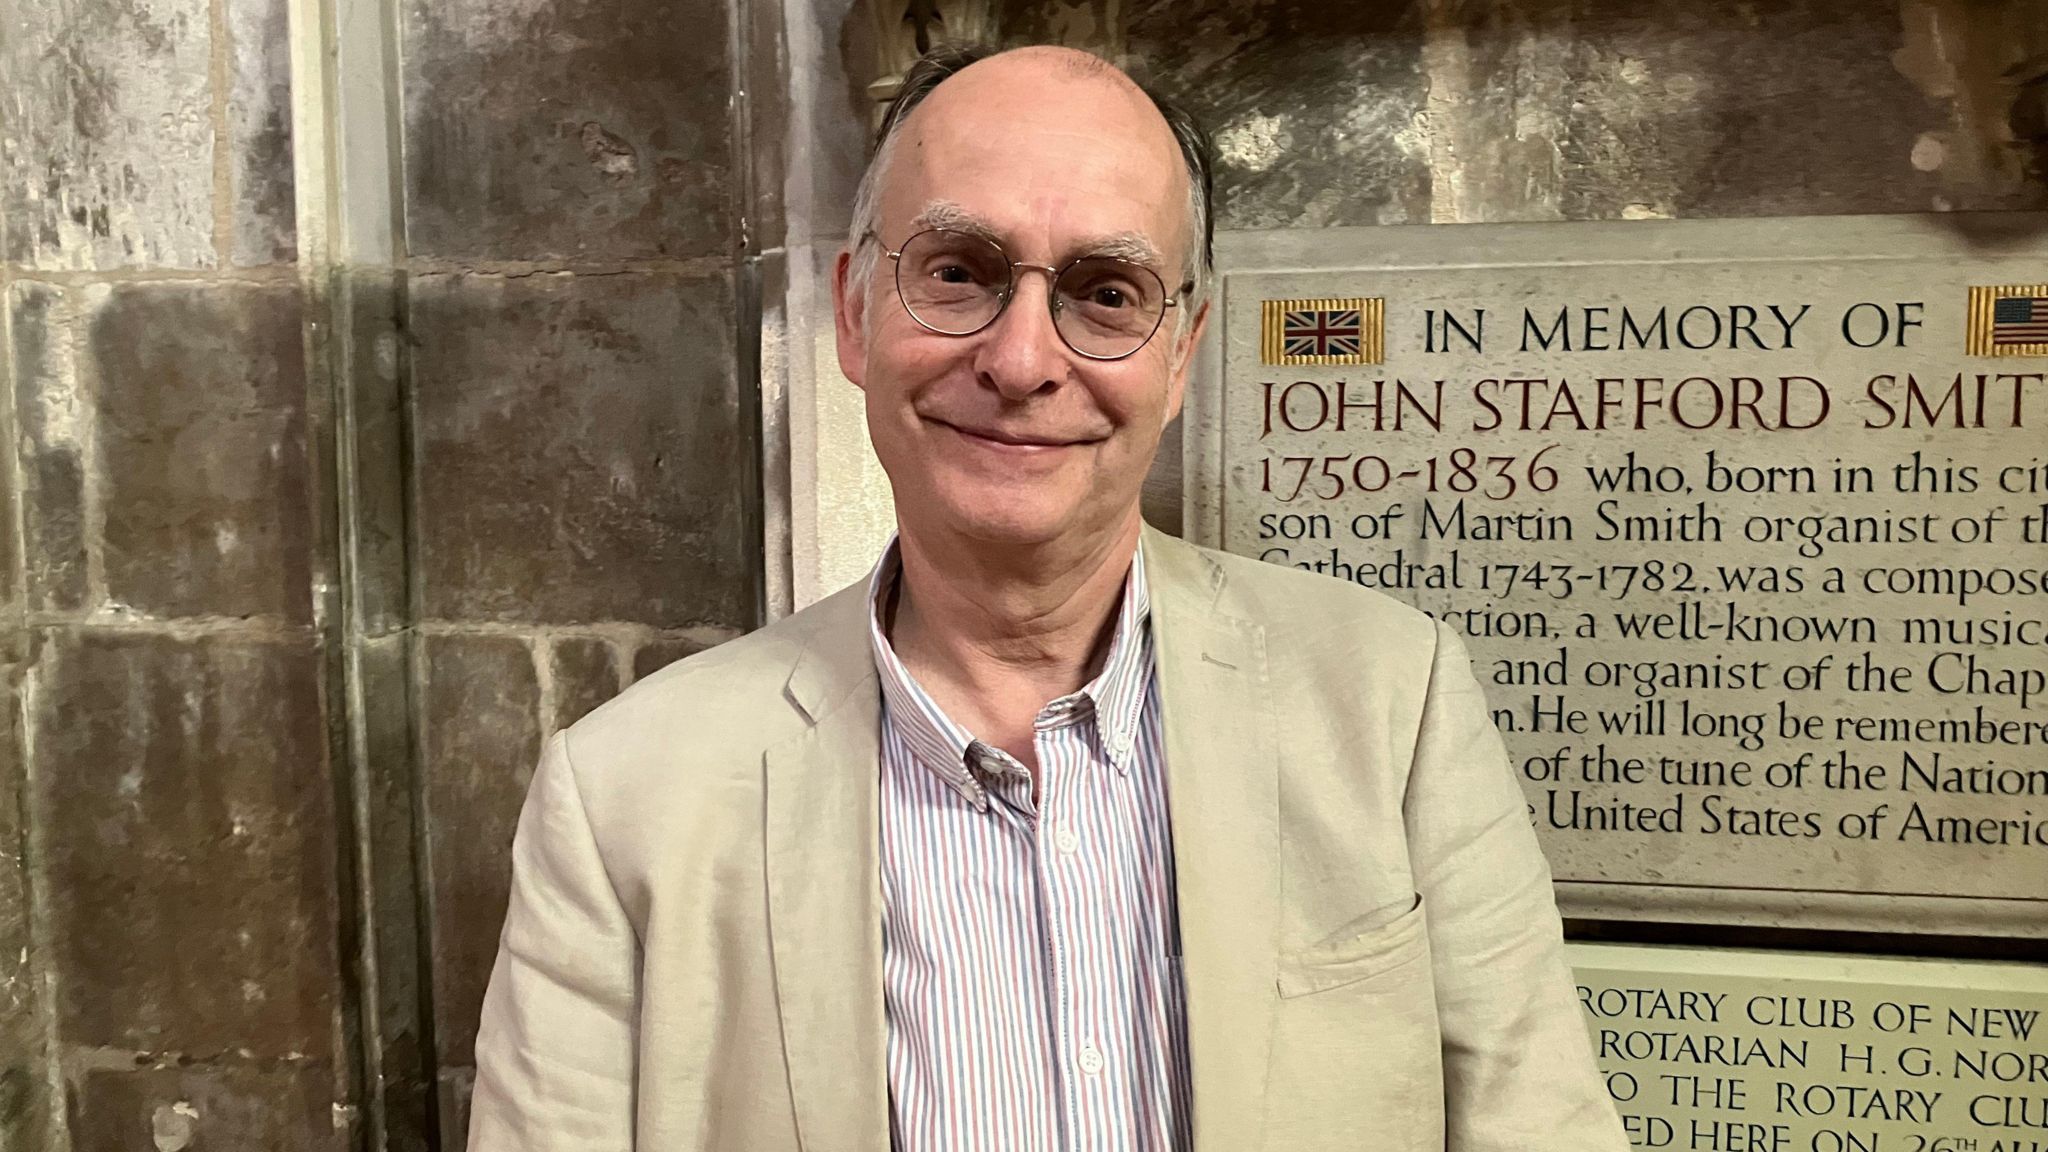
{"left": 1276, "top": 893, "right": 1426, "bottom": 998}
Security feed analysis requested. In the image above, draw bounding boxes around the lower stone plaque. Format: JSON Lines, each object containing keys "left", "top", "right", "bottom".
{"left": 1570, "top": 944, "right": 2048, "bottom": 1152}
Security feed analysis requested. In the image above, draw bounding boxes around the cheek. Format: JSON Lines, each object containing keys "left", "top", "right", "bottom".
{"left": 1095, "top": 364, "right": 1179, "bottom": 435}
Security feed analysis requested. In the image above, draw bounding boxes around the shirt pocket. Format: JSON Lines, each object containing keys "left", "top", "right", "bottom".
{"left": 1275, "top": 893, "right": 1426, "bottom": 998}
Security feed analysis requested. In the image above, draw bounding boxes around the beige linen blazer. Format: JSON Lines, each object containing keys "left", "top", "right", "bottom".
{"left": 470, "top": 526, "right": 1629, "bottom": 1152}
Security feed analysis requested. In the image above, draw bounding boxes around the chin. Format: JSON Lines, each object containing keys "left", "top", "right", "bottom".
{"left": 935, "top": 488, "right": 1081, "bottom": 546}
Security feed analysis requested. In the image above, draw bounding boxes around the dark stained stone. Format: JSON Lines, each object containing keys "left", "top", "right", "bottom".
{"left": 1124, "top": 0, "right": 1433, "bottom": 229}
{"left": 0, "top": 1062, "right": 42, "bottom": 1147}
{"left": 630, "top": 635, "right": 715, "bottom": 683}
{"left": 76, "top": 283, "right": 313, "bottom": 622}
{"left": 65, "top": 1064, "right": 345, "bottom": 1152}
{"left": 352, "top": 634, "right": 433, "bottom": 1152}
{"left": 996, "top": 0, "right": 1123, "bottom": 53}
{"left": 1141, "top": 414, "right": 1182, "bottom": 538}
{"left": 550, "top": 636, "right": 621, "bottom": 731}
{"left": 401, "top": 0, "right": 733, "bottom": 261}
{"left": 31, "top": 630, "right": 341, "bottom": 1058}
{"left": 9, "top": 282, "right": 70, "bottom": 611}
{"left": 336, "top": 269, "right": 412, "bottom": 638}
{"left": 1115, "top": 0, "right": 2045, "bottom": 227}
{"left": 419, "top": 633, "right": 541, "bottom": 1068}
{"left": 436, "top": 1066, "right": 474, "bottom": 1151}
{"left": 1551, "top": 0, "right": 1982, "bottom": 219}
{"left": 409, "top": 271, "right": 756, "bottom": 629}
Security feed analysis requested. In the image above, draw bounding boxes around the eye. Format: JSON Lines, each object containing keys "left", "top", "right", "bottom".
{"left": 1089, "top": 285, "right": 1129, "bottom": 309}
{"left": 935, "top": 263, "right": 974, "bottom": 284}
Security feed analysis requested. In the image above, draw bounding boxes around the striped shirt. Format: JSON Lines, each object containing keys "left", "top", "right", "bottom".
{"left": 867, "top": 541, "right": 1193, "bottom": 1152}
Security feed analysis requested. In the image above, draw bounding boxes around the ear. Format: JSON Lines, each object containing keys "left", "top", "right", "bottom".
{"left": 1162, "top": 297, "right": 1209, "bottom": 426}
{"left": 832, "top": 246, "right": 869, "bottom": 390}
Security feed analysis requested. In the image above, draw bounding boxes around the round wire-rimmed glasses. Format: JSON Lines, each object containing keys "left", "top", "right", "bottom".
{"left": 879, "top": 228, "right": 1181, "bottom": 361}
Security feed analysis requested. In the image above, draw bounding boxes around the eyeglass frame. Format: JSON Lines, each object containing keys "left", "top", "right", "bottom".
{"left": 863, "top": 227, "right": 1192, "bottom": 362}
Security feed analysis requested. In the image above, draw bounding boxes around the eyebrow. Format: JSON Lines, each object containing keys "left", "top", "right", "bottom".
{"left": 907, "top": 200, "right": 1168, "bottom": 270}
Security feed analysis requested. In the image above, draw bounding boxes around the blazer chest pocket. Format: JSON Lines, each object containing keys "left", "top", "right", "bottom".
{"left": 1276, "top": 893, "right": 1426, "bottom": 998}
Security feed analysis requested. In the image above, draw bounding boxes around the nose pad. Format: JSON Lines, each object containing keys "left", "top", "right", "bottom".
{"left": 975, "top": 273, "right": 1069, "bottom": 398}
{"left": 990, "top": 275, "right": 1060, "bottom": 342}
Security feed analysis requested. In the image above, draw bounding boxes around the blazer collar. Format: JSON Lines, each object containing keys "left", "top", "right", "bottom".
{"left": 1144, "top": 524, "right": 1283, "bottom": 1150}
{"left": 766, "top": 579, "right": 889, "bottom": 1152}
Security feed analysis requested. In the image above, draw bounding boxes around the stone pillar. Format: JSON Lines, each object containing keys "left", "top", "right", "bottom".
{"left": 395, "top": 0, "right": 760, "bottom": 1142}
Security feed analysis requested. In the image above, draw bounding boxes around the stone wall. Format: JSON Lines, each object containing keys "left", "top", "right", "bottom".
{"left": 0, "top": 0, "right": 353, "bottom": 1147}
{"left": 3, "top": 0, "right": 2046, "bottom": 1149}
{"left": 0, "top": 0, "right": 758, "bottom": 1147}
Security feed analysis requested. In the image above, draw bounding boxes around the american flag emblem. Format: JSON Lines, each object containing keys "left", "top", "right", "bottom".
{"left": 1993, "top": 296, "right": 2048, "bottom": 344}
{"left": 1261, "top": 297, "right": 1384, "bottom": 365}
{"left": 1968, "top": 284, "right": 2048, "bottom": 356}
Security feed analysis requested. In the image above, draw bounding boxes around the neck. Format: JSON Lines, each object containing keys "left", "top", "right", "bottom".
{"left": 887, "top": 511, "right": 1143, "bottom": 763}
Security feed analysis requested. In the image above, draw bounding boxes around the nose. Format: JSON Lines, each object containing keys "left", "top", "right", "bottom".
{"left": 972, "top": 265, "right": 1067, "bottom": 402}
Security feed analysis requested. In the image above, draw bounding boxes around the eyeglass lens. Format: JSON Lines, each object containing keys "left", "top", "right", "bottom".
{"left": 894, "top": 229, "right": 1168, "bottom": 359}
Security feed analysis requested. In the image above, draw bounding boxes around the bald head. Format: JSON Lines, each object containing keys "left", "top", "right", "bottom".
{"left": 848, "top": 46, "right": 1213, "bottom": 312}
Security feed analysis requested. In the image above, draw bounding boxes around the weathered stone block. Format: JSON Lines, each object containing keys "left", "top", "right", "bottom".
{"left": 410, "top": 271, "right": 755, "bottom": 629}
{"left": 1117, "top": 0, "right": 2046, "bottom": 226}
{"left": 549, "top": 636, "right": 621, "bottom": 731}
{"left": 7, "top": 282, "right": 67, "bottom": 612}
{"left": 31, "top": 630, "right": 341, "bottom": 1058}
{"left": 630, "top": 635, "right": 713, "bottom": 682}
{"left": 1549, "top": 0, "right": 1972, "bottom": 219}
{"left": 54, "top": 283, "right": 313, "bottom": 622}
{"left": 65, "top": 1064, "right": 344, "bottom": 1152}
{"left": 401, "top": 0, "right": 733, "bottom": 261}
{"left": 228, "top": 0, "right": 298, "bottom": 265}
{"left": 0, "top": 0, "right": 216, "bottom": 268}
{"left": 0, "top": 629, "right": 43, "bottom": 1150}
{"left": 0, "top": 1061, "right": 44, "bottom": 1152}
{"left": 419, "top": 633, "right": 540, "bottom": 1068}
{"left": 1125, "top": 1, "right": 1432, "bottom": 229}
{"left": 0, "top": 0, "right": 292, "bottom": 269}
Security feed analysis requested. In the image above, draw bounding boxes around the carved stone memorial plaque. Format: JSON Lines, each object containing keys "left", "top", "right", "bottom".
{"left": 1568, "top": 944, "right": 2048, "bottom": 1152}
{"left": 1188, "top": 216, "right": 2048, "bottom": 936}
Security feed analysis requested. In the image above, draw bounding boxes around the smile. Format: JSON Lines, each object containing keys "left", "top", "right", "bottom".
{"left": 930, "top": 418, "right": 1092, "bottom": 452}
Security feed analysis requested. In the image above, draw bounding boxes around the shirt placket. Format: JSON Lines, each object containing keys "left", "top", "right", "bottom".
{"left": 1038, "top": 699, "right": 1109, "bottom": 1151}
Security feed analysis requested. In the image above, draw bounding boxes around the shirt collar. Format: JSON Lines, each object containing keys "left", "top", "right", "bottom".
{"left": 865, "top": 537, "right": 1155, "bottom": 804}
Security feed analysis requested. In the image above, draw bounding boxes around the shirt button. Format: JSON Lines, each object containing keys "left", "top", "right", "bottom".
{"left": 1107, "top": 731, "right": 1130, "bottom": 756}
{"left": 1054, "top": 825, "right": 1081, "bottom": 854}
{"left": 1078, "top": 1044, "right": 1105, "bottom": 1075}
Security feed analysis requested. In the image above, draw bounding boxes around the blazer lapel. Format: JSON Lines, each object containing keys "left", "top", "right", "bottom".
{"left": 764, "top": 586, "right": 890, "bottom": 1152}
{"left": 1145, "top": 527, "right": 1282, "bottom": 1152}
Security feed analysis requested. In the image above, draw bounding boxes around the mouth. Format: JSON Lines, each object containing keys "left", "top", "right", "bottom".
{"left": 929, "top": 418, "right": 1095, "bottom": 452}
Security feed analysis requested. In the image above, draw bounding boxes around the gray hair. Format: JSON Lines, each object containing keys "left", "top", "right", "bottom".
{"left": 847, "top": 45, "right": 1215, "bottom": 325}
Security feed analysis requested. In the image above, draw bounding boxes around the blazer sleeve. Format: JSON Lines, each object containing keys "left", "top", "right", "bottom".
{"left": 1403, "top": 622, "right": 1629, "bottom": 1152}
{"left": 470, "top": 731, "right": 640, "bottom": 1150}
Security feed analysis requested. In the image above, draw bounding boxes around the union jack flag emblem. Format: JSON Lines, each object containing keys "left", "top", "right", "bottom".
{"left": 1283, "top": 308, "right": 1362, "bottom": 357}
{"left": 1261, "top": 297, "right": 1384, "bottom": 365}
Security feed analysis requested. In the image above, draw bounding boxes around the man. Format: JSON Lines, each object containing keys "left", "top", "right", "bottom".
{"left": 470, "top": 44, "right": 1627, "bottom": 1152}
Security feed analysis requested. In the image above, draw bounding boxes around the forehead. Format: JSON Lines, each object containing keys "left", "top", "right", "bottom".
{"left": 881, "top": 61, "right": 1188, "bottom": 258}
